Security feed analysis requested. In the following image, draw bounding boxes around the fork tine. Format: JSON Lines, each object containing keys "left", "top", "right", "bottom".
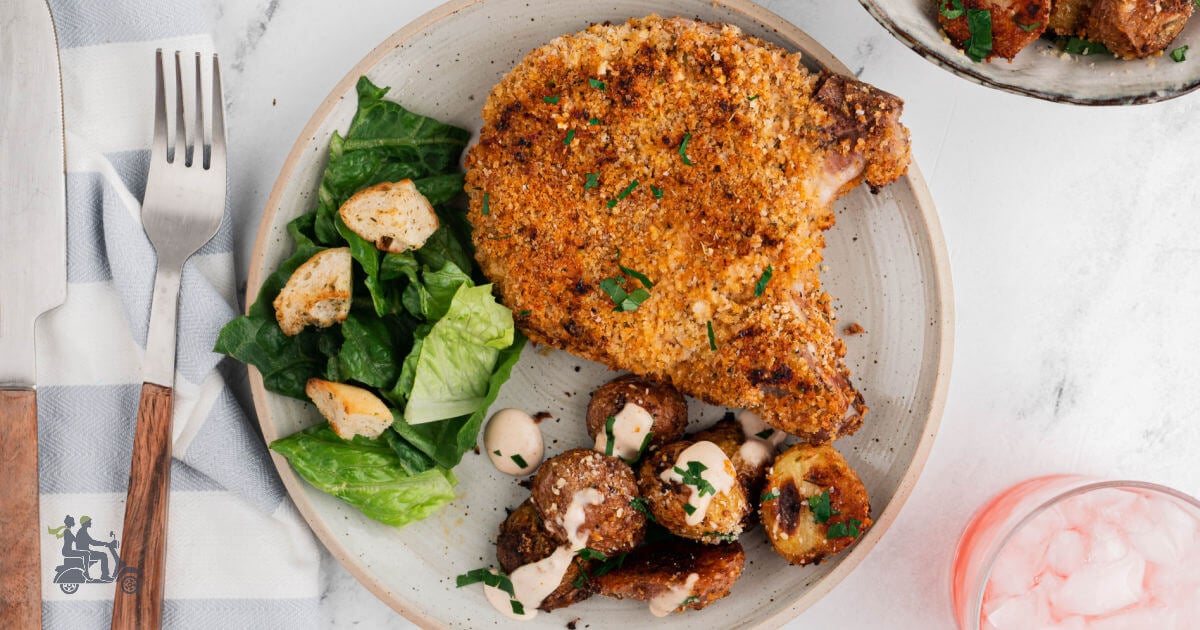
{"left": 173, "top": 51, "right": 188, "bottom": 165}
{"left": 152, "top": 50, "right": 167, "bottom": 162}
{"left": 209, "top": 54, "right": 226, "bottom": 172}
{"left": 193, "top": 52, "right": 206, "bottom": 169}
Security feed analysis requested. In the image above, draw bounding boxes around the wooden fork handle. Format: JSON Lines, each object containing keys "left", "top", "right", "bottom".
{"left": 0, "top": 389, "right": 43, "bottom": 630}
{"left": 112, "top": 382, "right": 173, "bottom": 629}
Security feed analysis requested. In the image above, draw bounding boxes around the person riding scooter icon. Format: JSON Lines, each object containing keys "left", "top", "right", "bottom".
{"left": 74, "top": 515, "right": 113, "bottom": 582}
{"left": 48, "top": 513, "right": 142, "bottom": 595}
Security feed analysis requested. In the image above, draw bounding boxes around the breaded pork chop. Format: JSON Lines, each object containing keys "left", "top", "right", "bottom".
{"left": 465, "top": 16, "right": 910, "bottom": 443}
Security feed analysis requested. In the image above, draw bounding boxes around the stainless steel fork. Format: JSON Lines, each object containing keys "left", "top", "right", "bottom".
{"left": 112, "top": 49, "right": 227, "bottom": 629}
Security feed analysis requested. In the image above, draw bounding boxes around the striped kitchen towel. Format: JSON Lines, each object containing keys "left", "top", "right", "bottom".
{"left": 38, "top": 1, "right": 321, "bottom": 627}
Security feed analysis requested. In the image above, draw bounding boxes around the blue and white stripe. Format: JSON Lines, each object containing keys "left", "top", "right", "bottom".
{"left": 40, "top": 2, "right": 321, "bottom": 626}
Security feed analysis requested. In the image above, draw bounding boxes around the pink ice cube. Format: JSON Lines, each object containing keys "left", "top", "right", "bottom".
{"left": 1045, "top": 529, "right": 1087, "bottom": 576}
{"left": 1087, "top": 522, "right": 1130, "bottom": 564}
{"left": 983, "top": 590, "right": 1050, "bottom": 630}
{"left": 1087, "top": 604, "right": 1180, "bottom": 630}
{"left": 1049, "top": 553, "right": 1146, "bottom": 616}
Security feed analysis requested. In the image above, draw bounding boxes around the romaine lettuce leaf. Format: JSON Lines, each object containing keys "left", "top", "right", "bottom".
{"left": 403, "top": 284, "right": 514, "bottom": 425}
{"left": 271, "top": 423, "right": 456, "bottom": 527}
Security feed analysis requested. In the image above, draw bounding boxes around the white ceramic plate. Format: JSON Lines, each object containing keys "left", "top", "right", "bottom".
{"left": 246, "top": 1, "right": 954, "bottom": 627}
{"left": 859, "top": 0, "right": 1200, "bottom": 105}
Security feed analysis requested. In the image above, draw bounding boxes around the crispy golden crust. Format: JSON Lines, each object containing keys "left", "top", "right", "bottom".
{"left": 496, "top": 500, "right": 593, "bottom": 611}
{"left": 593, "top": 539, "right": 745, "bottom": 613}
{"left": 759, "top": 443, "right": 872, "bottom": 566}
{"left": 586, "top": 375, "right": 688, "bottom": 452}
{"left": 637, "top": 440, "right": 749, "bottom": 543}
{"left": 466, "top": 15, "right": 909, "bottom": 444}
{"left": 1082, "top": 0, "right": 1193, "bottom": 58}
{"left": 531, "top": 449, "right": 647, "bottom": 555}
{"left": 939, "top": 0, "right": 1051, "bottom": 61}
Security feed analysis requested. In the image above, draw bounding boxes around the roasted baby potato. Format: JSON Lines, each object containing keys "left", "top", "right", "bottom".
{"left": 691, "top": 415, "right": 776, "bottom": 497}
{"left": 496, "top": 499, "right": 593, "bottom": 611}
{"left": 592, "top": 538, "right": 745, "bottom": 615}
{"left": 760, "top": 443, "right": 872, "bottom": 565}
{"left": 586, "top": 374, "right": 688, "bottom": 456}
{"left": 637, "top": 440, "right": 750, "bottom": 544}
{"left": 531, "top": 449, "right": 646, "bottom": 556}
{"left": 1048, "top": 0, "right": 1093, "bottom": 34}
{"left": 1082, "top": 0, "right": 1193, "bottom": 58}
{"left": 938, "top": 0, "right": 1051, "bottom": 60}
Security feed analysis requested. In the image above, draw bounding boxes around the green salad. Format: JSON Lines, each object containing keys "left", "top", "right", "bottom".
{"left": 216, "top": 77, "right": 525, "bottom": 527}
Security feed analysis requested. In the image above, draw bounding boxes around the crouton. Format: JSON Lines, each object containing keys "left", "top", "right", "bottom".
{"left": 338, "top": 180, "right": 440, "bottom": 253}
{"left": 305, "top": 378, "right": 393, "bottom": 440}
{"left": 273, "top": 247, "right": 352, "bottom": 336}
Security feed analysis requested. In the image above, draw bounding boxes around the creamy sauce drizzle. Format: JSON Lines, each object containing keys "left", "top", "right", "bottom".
{"left": 735, "top": 410, "right": 786, "bottom": 469}
{"left": 660, "top": 441, "right": 737, "bottom": 526}
{"left": 485, "top": 489, "right": 603, "bottom": 620}
{"left": 484, "top": 408, "right": 544, "bottom": 476}
{"left": 648, "top": 572, "right": 700, "bottom": 617}
{"left": 593, "top": 403, "right": 654, "bottom": 461}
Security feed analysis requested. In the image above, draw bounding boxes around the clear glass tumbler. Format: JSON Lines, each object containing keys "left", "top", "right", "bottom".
{"left": 951, "top": 475, "right": 1200, "bottom": 629}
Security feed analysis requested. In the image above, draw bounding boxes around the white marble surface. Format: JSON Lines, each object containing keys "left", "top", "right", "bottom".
{"left": 210, "top": 0, "right": 1200, "bottom": 627}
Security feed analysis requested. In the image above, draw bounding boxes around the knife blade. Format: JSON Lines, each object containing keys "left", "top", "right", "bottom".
{"left": 0, "top": 0, "right": 66, "bottom": 626}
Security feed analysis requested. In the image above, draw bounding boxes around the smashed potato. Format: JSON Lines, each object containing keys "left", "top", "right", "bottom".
{"left": 531, "top": 449, "right": 646, "bottom": 555}
{"left": 760, "top": 443, "right": 872, "bottom": 566}
{"left": 637, "top": 441, "right": 750, "bottom": 544}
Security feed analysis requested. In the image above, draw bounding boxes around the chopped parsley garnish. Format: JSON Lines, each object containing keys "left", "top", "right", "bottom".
{"left": 964, "top": 9, "right": 993, "bottom": 62}
{"left": 1016, "top": 21, "right": 1041, "bottom": 32}
{"left": 510, "top": 599, "right": 525, "bottom": 615}
{"left": 678, "top": 133, "right": 694, "bottom": 166}
{"left": 630, "top": 430, "right": 653, "bottom": 462}
{"left": 600, "top": 249, "right": 653, "bottom": 311}
{"left": 493, "top": 450, "right": 502, "bottom": 456}
{"left": 573, "top": 552, "right": 627, "bottom": 587}
{"left": 543, "top": 95, "right": 560, "bottom": 104}
{"left": 564, "top": 129, "right": 576, "bottom": 145}
{"left": 939, "top": 0, "right": 964, "bottom": 19}
{"left": 482, "top": 192, "right": 490, "bottom": 215}
{"left": 755, "top": 429, "right": 775, "bottom": 439}
{"left": 584, "top": 172, "right": 600, "bottom": 190}
{"left": 599, "top": 277, "right": 651, "bottom": 312}
{"left": 589, "top": 117, "right": 602, "bottom": 125}
{"left": 707, "top": 320, "right": 717, "bottom": 350}
{"left": 683, "top": 503, "right": 697, "bottom": 516}
{"left": 589, "top": 78, "right": 607, "bottom": 90}
{"left": 703, "top": 531, "right": 737, "bottom": 542}
{"left": 630, "top": 496, "right": 657, "bottom": 521}
{"left": 681, "top": 595, "right": 701, "bottom": 606}
{"left": 651, "top": 185, "right": 664, "bottom": 199}
{"left": 616, "top": 248, "right": 654, "bottom": 288}
{"left": 578, "top": 549, "right": 608, "bottom": 562}
{"left": 1061, "top": 36, "right": 1110, "bottom": 56}
{"left": 1172, "top": 45, "right": 1189, "bottom": 62}
{"left": 456, "top": 568, "right": 515, "bottom": 597}
{"left": 674, "top": 461, "right": 717, "bottom": 496}
{"left": 760, "top": 489, "right": 780, "bottom": 502}
{"left": 747, "top": 94, "right": 759, "bottom": 101}
{"left": 754, "top": 265, "right": 773, "bottom": 297}
{"left": 606, "top": 180, "right": 639, "bottom": 208}
{"left": 516, "top": 309, "right": 532, "bottom": 317}
{"left": 808, "top": 489, "right": 839, "bottom": 524}
{"left": 603, "top": 415, "right": 617, "bottom": 456}
{"left": 510, "top": 453, "right": 528, "bottom": 468}
{"left": 826, "top": 518, "right": 863, "bottom": 539}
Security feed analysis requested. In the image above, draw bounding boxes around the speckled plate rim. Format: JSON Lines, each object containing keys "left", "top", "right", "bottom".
{"left": 856, "top": 0, "right": 1200, "bottom": 106}
{"left": 244, "top": 1, "right": 955, "bottom": 627}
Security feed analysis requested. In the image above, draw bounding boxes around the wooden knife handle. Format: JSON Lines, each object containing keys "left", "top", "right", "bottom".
{"left": 112, "top": 383, "right": 173, "bottom": 629}
{"left": 0, "top": 390, "right": 43, "bottom": 629}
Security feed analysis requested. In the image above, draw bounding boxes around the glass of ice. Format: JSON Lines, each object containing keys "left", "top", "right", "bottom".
{"left": 952, "top": 475, "right": 1200, "bottom": 629}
